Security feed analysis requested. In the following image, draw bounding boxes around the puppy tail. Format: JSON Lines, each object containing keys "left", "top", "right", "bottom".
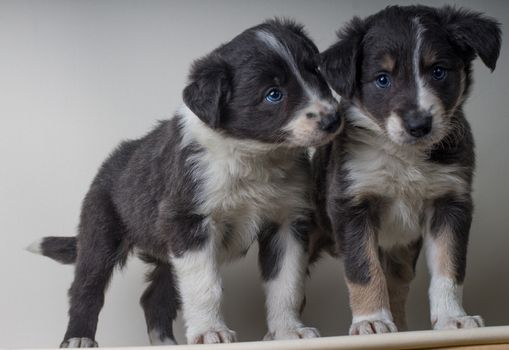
{"left": 26, "top": 236, "right": 77, "bottom": 264}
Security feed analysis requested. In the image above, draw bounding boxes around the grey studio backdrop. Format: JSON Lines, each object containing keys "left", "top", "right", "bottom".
{"left": 0, "top": 0, "right": 507, "bottom": 348}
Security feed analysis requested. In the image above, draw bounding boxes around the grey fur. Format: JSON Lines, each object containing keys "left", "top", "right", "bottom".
{"left": 31, "top": 18, "right": 340, "bottom": 346}
{"left": 315, "top": 5, "right": 501, "bottom": 333}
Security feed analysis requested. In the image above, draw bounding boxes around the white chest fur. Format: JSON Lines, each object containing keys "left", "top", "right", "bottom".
{"left": 179, "top": 105, "right": 311, "bottom": 261}
{"left": 344, "top": 131, "right": 469, "bottom": 249}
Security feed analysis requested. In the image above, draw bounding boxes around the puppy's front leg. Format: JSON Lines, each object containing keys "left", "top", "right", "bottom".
{"left": 171, "top": 222, "right": 236, "bottom": 344}
{"left": 259, "top": 220, "right": 320, "bottom": 340}
{"left": 334, "top": 198, "right": 397, "bottom": 335}
{"left": 426, "top": 195, "right": 484, "bottom": 330}
{"left": 381, "top": 239, "right": 422, "bottom": 331}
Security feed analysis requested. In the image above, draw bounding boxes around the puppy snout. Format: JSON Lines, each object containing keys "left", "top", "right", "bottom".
{"left": 403, "top": 111, "right": 432, "bottom": 138}
{"left": 319, "top": 111, "right": 341, "bottom": 133}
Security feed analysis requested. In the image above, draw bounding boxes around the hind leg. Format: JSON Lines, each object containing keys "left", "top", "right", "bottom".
{"left": 381, "top": 239, "right": 422, "bottom": 331}
{"left": 61, "top": 190, "right": 127, "bottom": 348}
{"left": 140, "top": 260, "right": 180, "bottom": 345}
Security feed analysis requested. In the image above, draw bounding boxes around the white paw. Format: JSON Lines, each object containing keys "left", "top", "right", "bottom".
{"left": 349, "top": 319, "right": 398, "bottom": 335}
{"left": 60, "top": 338, "right": 98, "bottom": 348}
{"left": 189, "top": 328, "right": 237, "bottom": 344}
{"left": 433, "top": 315, "right": 484, "bottom": 330}
{"left": 264, "top": 326, "right": 320, "bottom": 340}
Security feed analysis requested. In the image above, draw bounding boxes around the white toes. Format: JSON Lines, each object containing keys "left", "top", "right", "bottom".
{"left": 472, "top": 316, "right": 485, "bottom": 327}
{"left": 298, "top": 327, "right": 321, "bottom": 339}
{"left": 190, "top": 329, "right": 237, "bottom": 344}
{"left": 60, "top": 338, "right": 98, "bottom": 348}
{"left": 373, "top": 320, "right": 397, "bottom": 333}
{"left": 350, "top": 319, "right": 398, "bottom": 335}
{"left": 203, "top": 331, "right": 221, "bottom": 344}
{"left": 216, "top": 329, "right": 237, "bottom": 343}
{"left": 265, "top": 326, "right": 320, "bottom": 340}
{"left": 434, "top": 315, "right": 484, "bottom": 330}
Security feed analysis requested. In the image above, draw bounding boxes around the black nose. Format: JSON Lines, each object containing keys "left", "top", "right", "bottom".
{"left": 319, "top": 112, "right": 341, "bottom": 133}
{"left": 403, "top": 111, "right": 432, "bottom": 138}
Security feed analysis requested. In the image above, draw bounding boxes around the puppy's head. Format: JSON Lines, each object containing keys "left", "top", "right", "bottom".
{"left": 183, "top": 18, "right": 342, "bottom": 148}
{"left": 321, "top": 6, "right": 501, "bottom": 147}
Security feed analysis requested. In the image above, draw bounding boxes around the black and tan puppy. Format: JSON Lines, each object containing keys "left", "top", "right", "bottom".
{"left": 314, "top": 6, "right": 501, "bottom": 334}
{"left": 28, "top": 19, "right": 342, "bottom": 347}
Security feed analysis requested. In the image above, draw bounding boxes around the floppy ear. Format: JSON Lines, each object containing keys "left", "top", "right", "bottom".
{"left": 440, "top": 6, "right": 502, "bottom": 71}
{"left": 183, "top": 54, "right": 232, "bottom": 128}
{"left": 320, "top": 17, "right": 366, "bottom": 99}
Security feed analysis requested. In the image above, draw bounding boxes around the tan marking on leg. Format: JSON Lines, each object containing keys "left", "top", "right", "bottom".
{"left": 346, "top": 235, "right": 390, "bottom": 317}
{"left": 347, "top": 271, "right": 390, "bottom": 317}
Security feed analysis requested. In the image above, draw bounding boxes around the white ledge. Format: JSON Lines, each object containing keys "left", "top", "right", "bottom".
{"left": 9, "top": 326, "right": 509, "bottom": 350}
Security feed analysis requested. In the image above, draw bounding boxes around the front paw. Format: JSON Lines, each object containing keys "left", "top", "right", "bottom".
{"left": 349, "top": 319, "right": 398, "bottom": 335}
{"left": 189, "top": 328, "right": 237, "bottom": 344}
{"left": 264, "top": 326, "right": 320, "bottom": 340}
{"left": 60, "top": 338, "right": 98, "bottom": 348}
{"left": 433, "top": 315, "right": 484, "bottom": 330}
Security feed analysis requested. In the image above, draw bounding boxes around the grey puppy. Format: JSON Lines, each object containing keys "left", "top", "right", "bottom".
{"left": 313, "top": 5, "right": 501, "bottom": 335}
{"left": 28, "top": 19, "right": 342, "bottom": 347}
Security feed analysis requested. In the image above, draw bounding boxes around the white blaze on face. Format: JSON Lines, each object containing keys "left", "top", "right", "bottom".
{"left": 256, "top": 30, "right": 318, "bottom": 100}
{"left": 256, "top": 30, "right": 341, "bottom": 146}
{"left": 412, "top": 18, "right": 445, "bottom": 141}
{"left": 413, "top": 18, "right": 428, "bottom": 111}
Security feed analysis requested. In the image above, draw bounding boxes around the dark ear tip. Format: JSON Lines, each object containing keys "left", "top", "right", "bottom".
{"left": 443, "top": 7, "right": 502, "bottom": 71}
{"left": 488, "top": 61, "right": 497, "bottom": 72}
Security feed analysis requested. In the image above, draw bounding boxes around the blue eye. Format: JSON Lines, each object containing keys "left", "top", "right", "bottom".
{"left": 375, "top": 74, "right": 391, "bottom": 89}
{"left": 265, "top": 88, "right": 284, "bottom": 103}
{"left": 431, "top": 66, "right": 447, "bottom": 80}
